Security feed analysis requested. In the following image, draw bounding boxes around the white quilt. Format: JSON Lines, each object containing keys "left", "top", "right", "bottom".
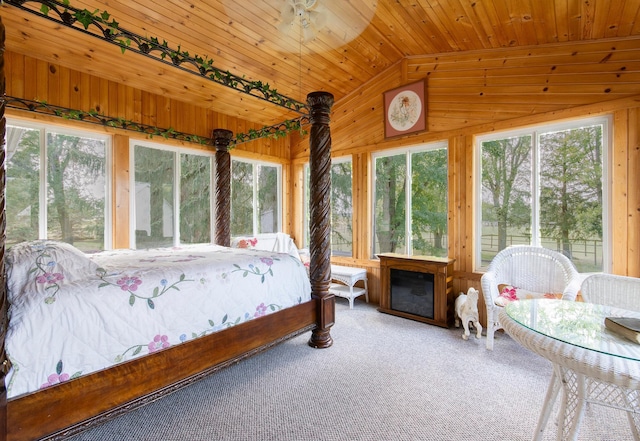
{"left": 5, "top": 240, "right": 311, "bottom": 399}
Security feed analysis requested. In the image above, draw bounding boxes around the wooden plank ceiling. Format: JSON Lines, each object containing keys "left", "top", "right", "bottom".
{"left": 3, "top": 0, "right": 640, "bottom": 127}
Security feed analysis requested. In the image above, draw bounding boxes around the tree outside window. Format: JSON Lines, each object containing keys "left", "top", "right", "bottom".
{"left": 231, "top": 159, "right": 281, "bottom": 237}
{"left": 373, "top": 143, "right": 448, "bottom": 258}
{"left": 6, "top": 122, "right": 108, "bottom": 252}
{"left": 478, "top": 117, "right": 608, "bottom": 272}
{"left": 258, "top": 165, "right": 279, "bottom": 234}
{"left": 133, "top": 144, "right": 212, "bottom": 248}
{"left": 331, "top": 159, "right": 353, "bottom": 256}
{"left": 134, "top": 146, "right": 175, "bottom": 248}
{"left": 303, "top": 158, "right": 354, "bottom": 256}
{"left": 180, "top": 154, "right": 212, "bottom": 244}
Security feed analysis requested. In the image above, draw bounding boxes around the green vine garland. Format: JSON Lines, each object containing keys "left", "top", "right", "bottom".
{"left": 4, "top": 96, "right": 308, "bottom": 147}
{"left": 4, "top": 0, "right": 309, "bottom": 115}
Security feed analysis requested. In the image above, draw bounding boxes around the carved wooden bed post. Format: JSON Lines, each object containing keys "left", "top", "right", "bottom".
{"left": 307, "top": 91, "right": 335, "bottom": 349}
{"left": 0, "top": 16, "right": 7, "bottom": 441}
{"left": 212, "top": 128, "right": 233, "bottom": 247}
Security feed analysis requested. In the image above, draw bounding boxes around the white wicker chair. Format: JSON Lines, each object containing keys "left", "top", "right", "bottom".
{"left": 481, "top": 245, "right": 581, "bottom": 350}
{"left": 580, "top": 273, "right": 640, "bottom": 311}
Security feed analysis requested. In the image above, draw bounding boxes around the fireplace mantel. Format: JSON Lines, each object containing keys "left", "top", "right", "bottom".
{"left": 378, "top": 253, "right": 455, "bottom": 328}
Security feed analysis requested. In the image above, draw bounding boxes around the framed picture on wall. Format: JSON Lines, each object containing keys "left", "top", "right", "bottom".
{"left": 383, "top": 80, "right": 426, "bottom": 139}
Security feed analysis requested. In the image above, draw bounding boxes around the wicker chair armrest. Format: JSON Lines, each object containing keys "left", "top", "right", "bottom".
{"left": 561, "top": 275, "right": 583, "bottom": 301}
{"left": 481, "top": 272, "right": 500, "bottom": 307}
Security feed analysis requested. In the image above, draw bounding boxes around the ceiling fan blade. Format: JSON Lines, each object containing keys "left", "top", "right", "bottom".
{"left": 280, "top": 3, "right": 296, "bottom": 22}
{"left": 308, "top": 9, "right": 326, "bottom": 30}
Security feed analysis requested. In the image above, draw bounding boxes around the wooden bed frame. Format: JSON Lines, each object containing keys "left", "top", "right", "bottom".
{"left": 0, "top": 17, "right": 336, "bottom": 441}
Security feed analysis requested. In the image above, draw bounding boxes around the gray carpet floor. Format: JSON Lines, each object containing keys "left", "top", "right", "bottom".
{"left": 67, "top": 299, "right": 634, "bottom": 441}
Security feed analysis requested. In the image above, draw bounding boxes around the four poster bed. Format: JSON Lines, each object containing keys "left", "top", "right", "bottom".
{"left": 0, "top": 17, "right": 336, "bottom": 441}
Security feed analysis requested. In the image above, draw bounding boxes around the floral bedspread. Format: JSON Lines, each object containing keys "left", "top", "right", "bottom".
{"left": 4, "top": 240, "right": 311, "bottom": 399}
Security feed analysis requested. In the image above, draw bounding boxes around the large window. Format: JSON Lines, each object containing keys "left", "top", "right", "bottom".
{"left": 303, "top": 157, "right": 354, "bottom": 256}
{"left": 6, "top": 120, "right": 110, "bottom": 251}
{"left": 372, "top": 142, "right": 448, "bottom": 258}
{"left": 133, "top": 143, "right": 212, "bottom": 248}
{"left": 231, "top": 158, "right": 281, "bottom": 237}
{"left": 476, "top": 116, "right": 610, "bottom": 272}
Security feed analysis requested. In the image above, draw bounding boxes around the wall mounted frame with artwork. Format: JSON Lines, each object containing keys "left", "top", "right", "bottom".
{"left": 383, "top": 80, "right": 426, "bottom": 139}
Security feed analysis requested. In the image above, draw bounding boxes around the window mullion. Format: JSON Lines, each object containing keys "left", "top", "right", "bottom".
{"left": 40, "top": 128, "right": 48, "bottom": 239}
{"left": 174, "top": 152, "right": 180, "bottom": 247}
{"left": 253, "top": 164, "right": 259, "bottom": 235}
{"left": 531, "top": 131, "right": 540, "bottom": 247}
{"left": 406, "top": 151, "right": 412, "bottom": 255}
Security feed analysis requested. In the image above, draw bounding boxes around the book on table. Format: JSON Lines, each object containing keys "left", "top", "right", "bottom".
{"left": 604, "top": 317, "right": 640, "bottom": 344}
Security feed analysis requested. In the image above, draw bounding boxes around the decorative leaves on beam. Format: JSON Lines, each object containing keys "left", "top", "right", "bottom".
{"left": 4, "top": 0, "right": 309, "bottom": 114}
{"left": 3, "top": 96, "right": 308, "bottom": 147}
{"left": 5, "top": 97, "right": 211, "bottom": 144}
{"left": 236, "top": 117, "right": 309, "bottom": 144}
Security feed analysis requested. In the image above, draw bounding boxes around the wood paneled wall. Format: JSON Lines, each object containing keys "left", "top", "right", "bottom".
{"left": 6, "top": 40, "right": 640, "bottom": 323}
{"left": 291, "top": 38, "right": 640, "bottom": 321}
{"left": 5, "top": 50, "right": 295, "bottom": 248}
{"left": 5, "top": 51, "right": 292, "bottom": 160}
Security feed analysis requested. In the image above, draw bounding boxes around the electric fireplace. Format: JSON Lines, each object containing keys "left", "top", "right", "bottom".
{"left": 390, "top": 269, "right": 435, "bottom": 319}
{"left": 378, "top": 253, "right": 455, "bottom": 328}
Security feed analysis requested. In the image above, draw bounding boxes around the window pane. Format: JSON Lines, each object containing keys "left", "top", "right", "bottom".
{"left": 257, "top": 165, "right": 278, "bottom": 234}
{"left": 374, "top": 154, "right": 407, "bottom": 254}
{"left": 134, "top": 145, "right": 174, "bottom": 248}
{"left": 539, "top": 125, "right": 603, "bottom": 272}
{"left": 231, "top": 161, "right": 254, "bottom": 236}
{"left": 6, "top": 126, "right": 40, "bottom": 246}
{"left": 480, "top": 136, "right": 532, "bottom": 267}
{"left": 331, "top": 161, "right": 353, "bottom": 256}
{"left": 411, "top": 149, "right": 447, "bottom": 257}
{"left": 46, "top": 132, "right": 106, "bottom": 252}
{"left": 180, "top": 153, "right": 211, "bottom": 244}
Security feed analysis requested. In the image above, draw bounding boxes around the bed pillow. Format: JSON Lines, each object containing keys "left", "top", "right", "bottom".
{"left": 494, "top": 284, "right": 561, "bottom": 307}
{"left": 6, "top": 240, "right": 100, "bottom": 304}
{"left": 297, "top": 248, "right": 311, "bottom": 277}
{"left": 231, "top": 237, "right": 258, "bottom": 249}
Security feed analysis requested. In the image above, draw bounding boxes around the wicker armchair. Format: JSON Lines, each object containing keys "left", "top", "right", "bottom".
{"left": 580, "top": 273, "right": 640, "bottom": 311}
{"left": 481, "top": 245, "right": 581, "bottom": 350}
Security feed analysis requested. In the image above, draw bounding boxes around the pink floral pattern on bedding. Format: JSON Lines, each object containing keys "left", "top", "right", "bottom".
{"left": 232, "top": 256, "right": 279, "bottom": 283}
{"left": 255, "top": 302, "right": 281, "bottom": 318}
{"left": 32, "top": 245, "right": 66, "bottom": 304}
{"left": 40, "top": 360, "right": 82, "bottom": 390}
{"left": 5, "top": 242, "right": 311, "bottom": 399}
{"left": 97, "top": 270, "right": 194, "bottom": 309}
{"left": 115, "top": 334, "right": 172, "bottom": 363}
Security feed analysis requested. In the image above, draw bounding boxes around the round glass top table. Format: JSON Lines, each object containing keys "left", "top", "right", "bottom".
{"left": 500, "top": 299, "right": 640, "bottom": 441}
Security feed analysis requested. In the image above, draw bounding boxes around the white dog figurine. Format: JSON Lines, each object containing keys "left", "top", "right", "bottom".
{"left": 455, "top": 287, "right": 483, "bottom": 340}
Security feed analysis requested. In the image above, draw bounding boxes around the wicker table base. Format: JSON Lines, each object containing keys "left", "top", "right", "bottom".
{"left": 500, "top": 299, "right": 640, "bottom": 441}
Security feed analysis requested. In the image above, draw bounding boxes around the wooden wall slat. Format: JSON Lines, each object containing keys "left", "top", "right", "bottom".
{"left": 112, "top": 134, "right": 130, "bottom": 249}
{"left": 8, "top": 52, "right": 24, "bottom": 99}
{"left": 58, "top": 65, "right": 71, "bottom": 109}
{"left": 628, "top": 108, "right": 640, "bottom": 277}
{"left": 35, "top": 59, "right": 48, "bottom": 105}
{"left": 612, "top": 109, "right": 629, "bottom": 274}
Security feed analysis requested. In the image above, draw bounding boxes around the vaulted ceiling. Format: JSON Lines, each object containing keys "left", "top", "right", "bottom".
{"left": 3, "top": 0, "right": 640, "bottom": 127}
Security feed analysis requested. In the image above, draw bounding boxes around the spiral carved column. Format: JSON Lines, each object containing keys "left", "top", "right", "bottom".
{"left": 307, "top": 91, "right": 335, "bottom": 349}
{"left": 0, "top": 16, "right": 8, "bottom": 440}
{"left": 212, "top": 129, "right": 233, "bottom": 248}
